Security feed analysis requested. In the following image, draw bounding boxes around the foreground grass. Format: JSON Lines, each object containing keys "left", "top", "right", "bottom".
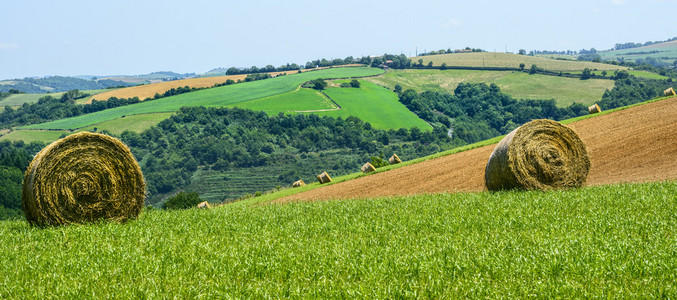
{"left": 1, "top": 182, "right": 676, "bottom": 297}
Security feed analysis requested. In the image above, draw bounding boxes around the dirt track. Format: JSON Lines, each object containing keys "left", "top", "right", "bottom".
{"left": 278, "top": 97, "right": 677, "bottom": 203}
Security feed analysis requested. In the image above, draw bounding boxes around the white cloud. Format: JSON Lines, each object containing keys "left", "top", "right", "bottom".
{"left": 441, "top": 18, "right": 461, "bottom": 28}
{"left": 0, "top": 43, "right": 18, "bottom": 50}
{"left": 612, "top": 0, "right": 626, "bottom": 4}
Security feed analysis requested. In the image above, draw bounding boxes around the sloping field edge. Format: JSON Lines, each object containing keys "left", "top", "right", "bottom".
{"left": 238, "top": 95, "right": 677, "bottom": 207}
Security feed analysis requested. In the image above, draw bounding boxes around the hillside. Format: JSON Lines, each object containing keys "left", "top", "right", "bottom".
{"left": 413, "top": 52, "right": 626, "bottom": 72}
{"left": 365, "top": 69, "right": 615, "bottom": 107}
{"left": 89, "top": 70, "right": 302, "bottom": 102}
{"left": 277, "top": 96, "right": 677, "bottom": 202}
{"left": 0, "top": 76, "right": 132, "bottom": 93}
{"left": 598, "top": 40, "right": 677, "bottom": 66}
{"left": 21, "top": 67, "right": 384, "bottom": 131}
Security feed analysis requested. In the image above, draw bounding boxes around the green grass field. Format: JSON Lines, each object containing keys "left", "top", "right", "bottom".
{"left": 21, "top": 67, "right": 384, "bottom": 131}
{"left": 230, "top": 88, "right": 336, "bottom": 112}
{"left": 78, "top": 113, "right": 175, "bottom": 135}
{"left": 0, "top": 129, "right": 69, "bottom": 143}
{"left": 0, "top": 89, "right": 111, "bottom": 107}
{"left": 313, "top": 80, "right": 431, "bottom": 130}
{"left": 1, "top": 181, "right": 676, "bottom": 298}
{"left": 414, "top": 52, "right": 627, "bottom": 72}
{"left": 367, "top": 69, "right": 614, "bottom": 107}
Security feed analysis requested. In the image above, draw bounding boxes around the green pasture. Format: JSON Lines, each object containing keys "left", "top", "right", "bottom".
{"left": 414, "top": 52, "right": 626, "bottom": 72}
{"left": 21, "top": 67, "right": 383, "bottom": 131}
{"left": 367, "top": 69, "right": 614, "bottom": 107}
{"left": 598, "top": 41, "right": 677, "bottom": 64}
{"left": 0, "top": 130, "right": 69, "bottom": 143}
{"left": 1, "top": 181, "right": 676, "bottom": 298}
{"left": 78, "top": 112, "right": 175, "bottom": 135}
{"left": 313, "top": 80, "right": 431, "bottom": 130}
{"left": 568, "top": 70, "right": 670, "bottom": 80}
{"left": 230, "top": 88, "right": 335, "bottom": 113}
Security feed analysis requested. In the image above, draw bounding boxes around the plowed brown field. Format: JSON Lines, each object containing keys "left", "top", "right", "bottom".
{"left": 278, "top": 97, "right": 677, "bottom": 203}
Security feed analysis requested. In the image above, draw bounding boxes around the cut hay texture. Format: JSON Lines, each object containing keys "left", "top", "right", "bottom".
{"left": 389, "top": 154, "right": 402, "bottom": 164}
{"left": 361, "top": 162, "right": 376, "bottom": 174}
{"left": 588, "top": 103, "right": 601, "bottom": 114}
{"left": 316, "top": 171, "right": 332, "bottom": 184}
{"left": 484, "top": 119, "right": 590, "bottom": 191}
{"left": 665, "top": 87, "right": 676, "bottom": 97}
{"left": 197, "top": 201, "right": 211, "bottom": 209}
{"left": 292, "top": 180, "right": 306, "bottom": 188}
{"left": 22, "top": 132, "right": 145, "bottom": 226}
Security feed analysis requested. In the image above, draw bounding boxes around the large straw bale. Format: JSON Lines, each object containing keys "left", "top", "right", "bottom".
{"left": 484, "top": 119, "right": 590, "bottom": 191}
{"left": 316, "top": 171, "right": 332, "bottom": 184}
{"left": 292, "top": 180, "right": 306, "bottom": 188}
{"left": 389, "top": 154, "right": 402, "bottom": 164}
{"left": 22, "top": 132, "right": 145, "bottom": 226}
{"left": 197, "top": 201, "right": 211, "bottom": 209}
{"left": 361, "top": 162, "right": 376, "bottom": 173}
{"left": 588, "top": 103, "right": 601, "bottom": 114}
{"left": 665, "top": 87, "right": 676, "bottom": 97}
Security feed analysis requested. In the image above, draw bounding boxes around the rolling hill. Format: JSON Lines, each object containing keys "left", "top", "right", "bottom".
{"left": 413, "top": 52, "right": 627, "bottom": 71}
{"left": 365, "top": 69, "right": 615, "bottom": 107}
{"left": 20, "top": 67, "right": 385, "bottom": 131}
{"left": 275, "top": 95, "right": 677, "bottom": 202}
{"left": 598, "top": 40, "right": 677, "bottom": 66}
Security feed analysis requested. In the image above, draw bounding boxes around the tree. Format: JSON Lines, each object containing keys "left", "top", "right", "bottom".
{"left": 349, "top": 79, "right": 360, "bottom": 88}
{"left": 440, "top": 63, "right": 447, "bottom": 70}
{"left": 601, "top": 70, "right": 607, "bottom": 77}
{"left": 529, "top": 64, "right": 538, "bottom": 74}
{"left": 581, "top": 68, "right": 592, "bottom": 80}
{"left": 312, "top": 78, "right": 327, "bottom": 90}
{"left": 394, "top": 84, "right": 403, "bottom": 94}
{"left": 518, "top": 49, "right": 526, "bottom": 55}
{"left": 163, "top": 191, "right": 203, "bottom": 210}
{"left": 519, "top": 63, "right": 525, "bottom": 71}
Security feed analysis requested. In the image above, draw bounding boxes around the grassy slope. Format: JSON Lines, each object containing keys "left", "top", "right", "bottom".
{"left": 414, "top": 52, "right": 628, "bottom": 71}
{"left": 21, "top": 67, "right": 383, "bottom": 131}
{"left": 366, "top": 69, "right": 614, "bottom": 107}
{"left": 229, "top": 88, "right": 335, "bottom": 112}
{"left": 0, "top": 130, "right": 69, "bottom": 143}
{"left": 1, "top": 182, "right": 676, "bottom": 297}
{"left": 598, "top": 40, "right": 677, "bottom": 64}
{"left": 311, "top": 80, "right": 431, "bottom": 130}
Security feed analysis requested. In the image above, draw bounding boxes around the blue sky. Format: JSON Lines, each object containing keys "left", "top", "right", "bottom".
{"left": 1, "top": 0, "right": 675, "bottom": 80}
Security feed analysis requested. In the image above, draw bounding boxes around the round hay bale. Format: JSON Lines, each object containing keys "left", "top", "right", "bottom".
{"left": 484, "top": 119, "right": 590, "bottom": 191}
{"left": 361, "top": 162, "right": 376, "bottom": 173}
{"left": 292, "top": 179, "right": 306, "bottom": 188}
{"left": 22, "top": 132, "right": 145, "bottom": 226}
{"left": 316, "top": 171, "right": 332, "bottom": 184}
{"left": 588, "top": 103, "right": 601, "bottom": 114}
{"left": 389, "top": 154, "right": 402, "bottom": 164}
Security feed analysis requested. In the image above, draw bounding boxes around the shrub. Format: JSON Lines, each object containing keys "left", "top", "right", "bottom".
{"left": 163, "top": 191, "right": 202, "bottom": 210}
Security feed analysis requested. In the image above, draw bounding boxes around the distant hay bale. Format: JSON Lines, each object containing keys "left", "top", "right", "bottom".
{"left": 316, "top": 171, "right": 332, "bottom": 184}
{"left": 665, "top": 87, "right": 676, "bottom": 97}
{"left": 484, "top": 119, "right": 590, "bottom": 191}
{"left": 292, "top": 180, "right": 306, "bottom": 188}
{"left": 197, "top": 201, "right": 211, "bottom": 209}
{"left": 22, "top": 132, "right": 145, "bottom": 227}
{"left": 588, "top": 103, "right": 601, "bottom": 114}
{"left": 389, "top": 154, "right": 402, "bottom": 164}
{"left": 361, "top": 162, "right": 376, "bottom": 173}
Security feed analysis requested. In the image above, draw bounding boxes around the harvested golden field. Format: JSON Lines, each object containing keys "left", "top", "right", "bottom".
{"left": 278, "top": 96, "right": 677, "bottom": 202}
{"left": 415, "top": 52, "right": 628, "bottom": 72}
{"left": 88, "top": 70, "right": 300, "bottom": 103}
